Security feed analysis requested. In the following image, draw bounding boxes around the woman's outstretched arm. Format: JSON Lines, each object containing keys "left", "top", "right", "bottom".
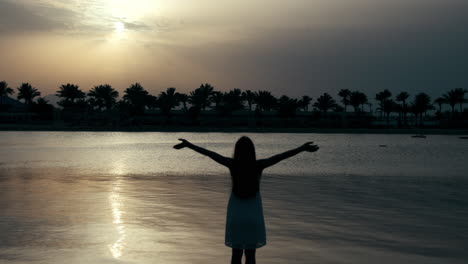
{"left": 257, "top": 142, "right": 319, "bottom": 169}
{"left": 173, "top": 139, "right": 233, "bottom": 167}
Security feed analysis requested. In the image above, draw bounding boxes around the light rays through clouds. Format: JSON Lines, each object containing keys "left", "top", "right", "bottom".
{"left": 0, "top": 0, "right": 467, "bottom": 97}
{"left": 0, "top": 0, "right": 166, "bottom": 35}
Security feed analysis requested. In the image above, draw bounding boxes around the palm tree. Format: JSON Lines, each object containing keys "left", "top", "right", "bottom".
{"left": 145, "top": 95, "right": 158, "bottom": 110}
{"left": 366, "top": 102, "right": 373, "bottom": 113}
{"left": 189, "top": 83, "right": 214, "bottom": 111}
{"left": 242, "top": 90, "right": 256, "bottom": 111}
{"left": 313, "top": 93, "right": 337, "bottom": 112}
{"left": 434, "top": 97, "right": 446, "bottom": 113}
{"left": 254, "top": 91, "right": 277, "bottom": 112}
{"left": 31, "top": 97, "right": 54, "bottom": 119}
{"left": 0, "top": 81, "right": 14, "bottom": 106}
{"left": 277, "top": 95, "right": 299, "bottom": 118}
{"left": 56, "top": 83, "right": 85, "bottom": 107}
{"left": 454, "top": 88, "right": 467, "bottom": 112}
{"left": 298, "top": 95, "right": 312, "bottom": 112}
{"left": 338, "top": 89, "right": 351, "bottom": 112}
{"left": 413, "top": 93, "right": 432, "bottom": 126}
{"left": 17, "top": 83, "right": 41, "bottom": 105}
{"left": 349, "top": 91, "right": 367, "bottom": 113}
{"left": 88, "top": 84, "right": 119, "bottom": 110}
{"left": 334, "top": 104, "right": 345, "bottom": 112}
{"left": 177, "top": 93, "right": 189, "bottom": 112}
{"left": 158, "top": 87, "right": 180, "bottom": 117}
{"left": 224, "top": 88, "right": 245, "bottom": 112}
{"left": 396, "top": 91, "right": 410, "bottom": 127}
{"left": 123, "top": 83, "right": 150, "bottom": 114}
{"left": 382, "top": 99, "right": 397, "bottom": 127}
{"left": 36, "top": 97, "right": 49, "bottom": 106}
{"left": 35, "top": 97, "right": 53, "bottom": 109}
{"left": 443, "top": 89, "right": 459, "bottom": 114}
{"left": 375, "top": 89, "right": 392, "bottom": 119}
{"left": 210, "top": 91, "right": 224, "bottom": 109}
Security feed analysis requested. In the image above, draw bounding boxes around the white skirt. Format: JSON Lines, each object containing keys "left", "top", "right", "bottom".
{"left": 225, "top": 192, "right": 266, "bottom": 249}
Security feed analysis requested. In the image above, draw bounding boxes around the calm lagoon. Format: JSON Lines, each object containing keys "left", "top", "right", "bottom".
{"left": 0, "top": 132, "right": 467, "bottom": 264}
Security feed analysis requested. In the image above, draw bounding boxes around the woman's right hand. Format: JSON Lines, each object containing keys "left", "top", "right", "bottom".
{"left": 301, "top": 142, "right": 319, "bottom": 152}
{"left": 173, "top": 138, "right": 190, "bottom": 149}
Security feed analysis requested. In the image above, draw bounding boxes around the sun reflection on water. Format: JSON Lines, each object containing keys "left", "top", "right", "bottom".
{"left": 108, "top": 178, "right": 126, "bottom": 259}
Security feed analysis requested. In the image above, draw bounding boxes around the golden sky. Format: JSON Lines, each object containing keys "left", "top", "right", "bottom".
{"left": 0, "top": 0, "right": 467, "bottom": 98}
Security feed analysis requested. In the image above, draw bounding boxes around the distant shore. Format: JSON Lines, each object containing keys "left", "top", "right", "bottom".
{"left": 1, "top": 123, "right": 468, "bottom": 135}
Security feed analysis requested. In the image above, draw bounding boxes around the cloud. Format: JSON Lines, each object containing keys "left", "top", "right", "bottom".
{"left": 0, "top": 0, "right": 63, "bottom": 33}
{"left": 123, "top": 21, "right": 152, "bottom": 32}
{"left": 164, "top": 5, "right": 468, "bottom": 98}
{"left": 0, "top": 0, "right": 155, "bottom": 35}
{"left": 1, "top": 0, "right": 467, "bottom": 99}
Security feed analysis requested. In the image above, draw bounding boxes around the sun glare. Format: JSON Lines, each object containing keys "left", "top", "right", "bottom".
{"left": 108, "top": 178, "right": 126, "bottom": 259}
{"left": 114, "top": 22, "right": 125, "bottom": 33}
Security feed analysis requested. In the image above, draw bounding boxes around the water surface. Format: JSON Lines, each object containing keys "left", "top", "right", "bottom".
{"left": 0, "top": 132, "right": 467, "bottom": 263}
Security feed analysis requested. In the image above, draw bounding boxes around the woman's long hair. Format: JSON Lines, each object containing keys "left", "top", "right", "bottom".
{"left": 231, "top": 136, "right": 259, "bottom": 198}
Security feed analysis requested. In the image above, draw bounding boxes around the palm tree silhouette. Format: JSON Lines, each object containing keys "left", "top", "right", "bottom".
{"left": 313, "top": 93, "right": 337, "bottom": 112}
{"left": 221, "top": 89, "right": 245, "bottom": 116}
{"left": 35, "top": 97, "right": 53, "bottom": 110}
{"left": 333, "top": 104, "right": 345, "bottom": 112}
{"left": 413, "top": 93, "right": 432, "bottom": 126}
{"left": 158, "top": 87, "right": 180, "bottom": 117}
{"left": 383, "top": 99, "right": 397, "bottom": 127}
{"left": 277, "top": 95, "right": 299, "bottom": 118}
{"left": 298, "top": 95, "right": 312, "bottom": 112}
{"left": 254, "top": 91, "right": 277, "bottom": 112}
{"left": 0, "top": 81, "right": 14, "bottom": 106}
{"left": 3, "top": 76, "right": 466, "bottom": 129}
{"left": 17, "top": 83, "right": 41, "bottom": 105}
{"left": 38, "top": 97, "right": 50, "bottom": 106}
{"left": 434, "top": 97, "right": 446, "bottom": 113}
{"left": 29, "top": 97, "right": 54, "bottom": 120}
{"left": 56, "top": 83, "right": 86, "bottom": 108}
{"left": 123, "top": 83, "right": 148, "bottom": 104}
{"left": 443, "top": 89, "right": 459, "bottom": 114}
{"left": 177, "top": 93, "right": 189, "bottom": 112}
{"left": 349, "top": 91, "right": 367, "bottom": 113}
{"left": 453, "top": 88, "right": 467, "bottom": 113}
{"left": 123, "top": 83, "right": 150, "bottom": 115}
{"left": 211, "top": 91, "right": 224, "bottom": 109}
{"left": 145, "top": 95, "right": 159, "bottom": 110}
{"left": 189, "top": 83, "right": 214, "bottom": 111}
{"left": 366, "top": 102, "right": 373, "bottom": 113}
{"left": 396, "top": 91, "right": 410, "bottom": 127}
{"left": 88, "top": 84, "right": 119, "bottom": 110}
{"left": 375, "top": 89, "right": 392, "bottom": 119}
{"left": 242, "top": 90, "right": 256, "bottom": 112}
{"left": 338, "top": 89, "right": 351, "bottom": 112}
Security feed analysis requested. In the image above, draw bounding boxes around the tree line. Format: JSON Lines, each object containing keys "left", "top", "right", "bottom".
{"left": 0, "top": 80, "right": 467, "bottom": 126}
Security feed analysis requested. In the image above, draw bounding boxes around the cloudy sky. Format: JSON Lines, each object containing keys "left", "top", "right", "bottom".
{"left": 1, "top": 0, "right": 467, "bottom": 100}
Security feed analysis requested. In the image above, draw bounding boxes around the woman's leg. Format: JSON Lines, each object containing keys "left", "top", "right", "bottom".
{"left": 245, "top": 249, "right": 256, "bottom": 264}
{"left": 231, "top": 248, "right": 243, "bottom": 264}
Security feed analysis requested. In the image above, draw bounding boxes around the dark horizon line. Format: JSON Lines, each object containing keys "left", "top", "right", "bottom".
{"left": 1, "top": 80, "right": 467, "bottom": 110}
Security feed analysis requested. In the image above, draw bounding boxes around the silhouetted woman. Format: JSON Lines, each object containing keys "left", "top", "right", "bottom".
{"left": 174, "top": 136, "right": 319, "bottom": 264}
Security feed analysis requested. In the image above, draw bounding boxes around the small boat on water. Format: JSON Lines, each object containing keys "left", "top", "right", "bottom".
{"left": 459, "top": 136, "right": 468, "bottom": 139}
{"left": 412, "top": 134, "right": 427, "bottom": 138}
{"left": 379, "top": 144, "right": 387, "bottom": 147}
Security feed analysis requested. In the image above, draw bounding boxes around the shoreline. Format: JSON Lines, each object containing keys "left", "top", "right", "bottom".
{"left": 1, "top": 124, "right": 468, "bottom": 135}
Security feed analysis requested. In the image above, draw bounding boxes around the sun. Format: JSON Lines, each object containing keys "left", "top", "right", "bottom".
{"left": 114, "top": 22, "right": 125, "bottom": 33}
